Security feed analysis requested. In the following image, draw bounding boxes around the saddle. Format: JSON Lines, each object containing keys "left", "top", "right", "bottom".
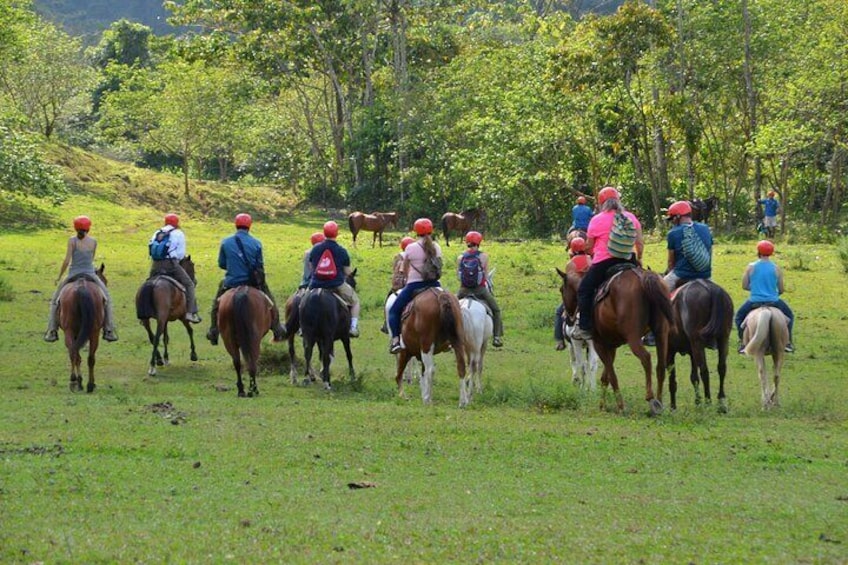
{"left": 60, "top": 274, "right": 106, "bottom": 302}
{"left": 148, "top": 274, "right": 186, "bottom": 293}
{"left": 460, "top": 295, "right": 493, "bottom": 318}
{"left": 305, "top": 287, "right": 349, "bottom": 309}
{"left": 400, "top": 287, "right": 445, "bottom": 323}
{"left": 217, "top": 285, "right": 274, "bottom": 308}
{"left": 594, "top": 263, "right": 638, "bottom": 304}
{"left": 670, "top": 278, "right": 710, "bottom": 302}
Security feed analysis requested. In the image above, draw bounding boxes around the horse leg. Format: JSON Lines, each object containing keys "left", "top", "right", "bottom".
{"left": 149, "top": 322, "right": 164, "bottom": 376}
{"left": 586, "top": 342, "right": 598, "bottom": 392}
{"left": 592, "top": 343, "right": 618, "bottom": 411}
{"left": 182, "top": 319, "right": 198, "bottom": 362}
{"left": 756, "top": 354, "right": 770, "bottom": 409}
{"left": 247, "top": 340, "right": 260, "bottom": 397}
{"left": 233, "top": 354, "right": 245, "bottom": 397}
{"left": 693, "top": 344, "right": 710, "bottom": 405}
{"left": 302, "top": 338, "right": 315, "bottom": 387}
{"left": 667, "top": 352, "right": 678, "bottom": 411}
{"left": 342, "top": 336, "right": 355, "bottom": 380}
{"left": 86, "top": 340, "right": 97, "bottom": 393}
{"left": 162, "top": 324, "right": 170, "bottom": 366}
{"left": 319, "top": 339, "right": 333, "bottom": 391}
{"left": 288, "top": 335, "right": 298, "bottom": 384}
{"left": 771, "top": 353, "right": 783, "bottom": 408}
{"left": 372, "top": 231, "right": 377, "bottom": 248}
{"left": 716, "top": 335, "right": 729, "bottom": 413}
{"left": 627, "top": 336, "right": 655, "bottom": 407}
{"left": 67, "top": 335, "right": 82, "bottom": 392}
{"left": 420, "top": 347, "right": 436, "bottom": 405}
{"left": 395, "top": 350, "right": 412, "bottom": 398}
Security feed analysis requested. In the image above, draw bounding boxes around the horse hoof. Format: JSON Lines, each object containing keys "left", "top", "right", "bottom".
{"left": 164, "top": 359, "right": 170, "bottom": 366}
{"left": 156, "top": 359, "right": 164, "bottom": 367}
{"left": 649, "top": 398, "right": 663, "bottom": 416}
{"left": 717, "top": 403, "right": 728, "bottom": 414}
{"left": 324, "top": 383, "right": 332, "bottom": 391}
{"left": 190, "top": 353, "right": 198, "bottom": 362}
{"left": 86, "top": 383, "right": 96, "bottom": 394}
{"left": 238, "top": 391, "right": 246, "bottom": 398}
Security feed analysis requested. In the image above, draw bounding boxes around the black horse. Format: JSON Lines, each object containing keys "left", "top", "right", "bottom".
{"left": 297, "top": 269, "right": 358, "bottom": 390}
{"left": 690, "top": 196, "right": 718, "bottom": 224}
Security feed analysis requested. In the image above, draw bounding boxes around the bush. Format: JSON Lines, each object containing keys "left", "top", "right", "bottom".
{"left": 0, "top": 124, "right": 67, "bottom": 203}
{"left": 837, "top": 237, "right": 848, "bottom": 274}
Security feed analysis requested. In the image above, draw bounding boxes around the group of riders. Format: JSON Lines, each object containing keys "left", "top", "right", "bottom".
{"left": 45, "top": 186, "right": 793, "bottom": 356}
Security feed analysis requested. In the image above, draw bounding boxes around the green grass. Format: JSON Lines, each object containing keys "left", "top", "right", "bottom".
{"left": 1, "top": 151, "right": 847, "bottom": 562}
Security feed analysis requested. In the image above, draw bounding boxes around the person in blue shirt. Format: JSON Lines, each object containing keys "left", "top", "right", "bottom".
{"left": 757, "top": 191, "right": 780, "bottom": 238}
{"left": 206, "top": 213, "right": 286, "bottom": 345}
{"left": 568, "top": 195, "right": 593, "bottom": 237}
{"left": 663, "top": 200, "right": 713, "bottom": 290}
{"left": 734, "top": 240, "right": 794, "bottom": 353}
{"left": 308, "top": 221, "right": 361, "bottom": 337}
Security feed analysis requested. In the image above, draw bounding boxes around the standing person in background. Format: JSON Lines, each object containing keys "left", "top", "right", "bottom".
{"left": 308, "top": 221, "right": 361, "bottom": 337}
{"left": 44, "top": 216, "right": 118, "bottom": 343}
{"left": 734, "top": 240, "right": 795, "bottom": 353}
{"left": 457, "top": 231, "right": 503, "bottom": 348}
{"left": 148, "top": 213, "right": 201, "bottom": 323}
{"left": 757, "top": 191, "right": 781, "bottom": 238}
{"left": 568, "top": 196, "right": 593, "bottom": 237}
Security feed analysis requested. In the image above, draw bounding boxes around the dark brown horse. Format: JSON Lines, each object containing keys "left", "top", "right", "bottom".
{"left": 58, "top": 264, "right": 107, "bottom": 393}
{"left": 348, "top": 211, "right": 399, "bottom": 247}
{"left": 441, "top": 208, "right": 484, "bottom": 246}
{"left": 690, "top": 196, "right": 718, "bottom": 224}
{"left": 218, "top": 286, "right": 275, "bottom": 397}
{"left": 394, "top": 288, "right": 468, "bottom": 406}
{"left": 135, "top": 257, "right": 198, "bottom": 376}
{"left": 560, "top": 265, "right": 673, "bottom": 415}
{"left": 666, "top": 279, "right": 733, "bottom": 412}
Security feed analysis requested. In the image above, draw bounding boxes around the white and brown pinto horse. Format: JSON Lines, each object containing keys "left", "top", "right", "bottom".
{"left": 348, "top": 211, "right": 398, "bottom": 247}
{"left": 742, "top": 306, "right": 790, "bottom": 409}
{"left": 458, "top": 270, "right": 496, "bottom": 396}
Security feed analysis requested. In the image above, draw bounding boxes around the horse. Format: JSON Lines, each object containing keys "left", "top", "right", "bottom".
{"left": 562, "top": 265, "right": 673, "bottom": 414}
{"left": 741, "top": 306, "right": 790, "bottom": 409}
{"left": 58, "top": 264, "right": 108, "bottom": 393}
{"left": 135, "top": 256, "right": 198, "bottom": 376}
{"left": 458, "top": 270, "right": 495, "bottom": 395}
{"left": 440, "top": 208, "right": 484, "bottom": 247}
{"left": 394, "top": 288, "right": 468, "bottom": 406}
{"left": 690, "top": 196, "right": 718, "bottom": 224}
{"left": 665, "top": 279, "right": 734, "bottom": 411}
{"left": 556, "top": 265, "right": 599, "bottom": 391}
{"left": 348, "top": 211, "right": 399, "bottom": 248}
{"left": 297, "top": 269, "right": 358, "bottom": 390}
{"left": 217, "top": 286, "right": 275, "bottom": 397}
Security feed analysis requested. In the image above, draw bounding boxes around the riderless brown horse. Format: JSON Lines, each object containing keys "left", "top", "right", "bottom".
{"left": 666, "top": 279, "right": 733, "bottom": 411}
{"left": 217, "top": 286, "right": 275, "bottom": 397}
{"left": 135, "top": 256, "right": 198, "bottom": 376}
{"left": 58, "top": 264, "right": 107, "bottom": 393}
{"left": 348, "top": 211, "right": 399, "bottom": 247}
{"left": 441, "top": 208, "right": 484, "bottom": 246}
{"left": 561, "top": 264, "right": 673, "bottom": 414}
{"left": 394, "top": 288, "right": 469, "bottom": 406}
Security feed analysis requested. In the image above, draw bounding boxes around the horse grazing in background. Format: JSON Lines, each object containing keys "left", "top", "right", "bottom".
{"left": 395, "top": 288, "right": 468, "bottom": 406}
{"left": 666, "top": 279, "right": 733, "bottom": 411}
{"left": 742, "top": 306, "right": 790, "bottom": 409}
{"left": 690, "top": 196, "right": 718, "bottom": 224}
{"left": 218, "top": 286, "right": 275, "bottom": 397}
{"left": 458, "top": 270, "right": 495, "bottom": 396}
{"left": 298, "top": 270, "right": 358, "bottom": 390}
{"left": 564, "top": 265, "right": 673, "bottom": 415}
{"left": 58, "top": 264, "right": 108, "bottom": 393}
{"left": 348, "top": 211, "right": 399, "bottom": 247}
{"left": 556, "top": 265, "right": 599, "bottom": 391}
{"left": 441, "top": 208, "right": 485, "bottom": 246}
{"left": 135, "top": 256, "right": 198, "bottom": 376}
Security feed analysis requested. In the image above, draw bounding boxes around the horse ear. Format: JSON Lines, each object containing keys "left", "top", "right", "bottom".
{"left": 555, "top": 267, "right": 566, "bottom": 279}
{"left": 99, "top": 262, "right": 105, "bottom": 273}
{"left": 352, "top": 267, "right": 358, "bottom": 276}
{"left": 185, "top": 254, "right": 191, "bottom": 261}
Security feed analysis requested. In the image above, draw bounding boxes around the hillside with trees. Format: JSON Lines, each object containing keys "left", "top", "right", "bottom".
{"left": 3, "top": 0, "right": 847, "bottom": 238}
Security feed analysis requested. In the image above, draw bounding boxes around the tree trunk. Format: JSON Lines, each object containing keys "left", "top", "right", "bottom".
{"left": 742, "top": 0, "right": 761, "bottom": 198}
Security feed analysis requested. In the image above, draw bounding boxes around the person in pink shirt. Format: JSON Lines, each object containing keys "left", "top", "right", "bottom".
{"left": 570, "top": 187, "right": 644, "bottom": 341}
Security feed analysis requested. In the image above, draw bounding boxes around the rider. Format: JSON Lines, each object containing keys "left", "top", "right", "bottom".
{"left": 570, "top": 187, "right": 644, "bottom": 342}
{"left": 569, "top": 195, "right": 593, "bottom": 236}
{"left": 299, "top": 232, "right": 325, "bottom": 289}
{"left": 149, "top": 213, "right": 201, "bottom": 324}
{"left": 381, "top": 236, "right": 415, "bottom": 334}
{"left": 757, "top": 191, "right": 780, "bottom": 238}
{"left": 206, "top": 213, "right": 287, "bottom": 345}
{"left": 457, "top": 231, "right": 503, "bottom": 348}
{"left": 307, "top": 221, "right": 361, "bottom": 337}
{"left": 734, "top": 240, "right": 795, "bottom": 354}
{"left": 44, "top": 216, "right": 118, "bottom": 343}
{"left": 555, "top": 236, "right": 591, "bottom": 351}
{"left": 388, "top": 218, "right": 443, "bottom": 353}
{"left": 663, "top": 200, "right": 713, "bottom": 291}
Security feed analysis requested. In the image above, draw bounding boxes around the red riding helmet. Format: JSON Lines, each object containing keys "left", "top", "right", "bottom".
{"left": 413, "top": 218, "right": 433, "bottom": 236}
{"left": 757, "top": 240, "right": 775, "bottom": 256}
{"left": 597, "top": 186, "right": 620, "bottom": 206}
{"left": 235, "top": 213, "right": 252, "bottom": 229}
{"left": 310, "top": 232, "right": 326, "bottom": 245}
{"left": 667, "top": 200, "right": 692, "bottom": 218}
{"left": 400, "top": 236, "right": 415, "bottom": 251}
{"left": 323, "top": 221, "right": 339, "bottom": 238}
{"left": 164, "top": 213, "right": 180, "bottom": 227}
{"left": 569, "top": 237, "right": 586, "bottom": 253}
{"left": 577, "top": 196, "right": 587, "bottom": 205}
{"left": 73, "top": 215, "right": 91, "bottom": 232}
{"left": 465, "top": 231, "right": 483, "bottom": 246}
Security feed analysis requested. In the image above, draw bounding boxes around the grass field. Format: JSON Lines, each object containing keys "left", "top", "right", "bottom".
{"left": 1, "top": 178, "right": 847, "bottom": 562}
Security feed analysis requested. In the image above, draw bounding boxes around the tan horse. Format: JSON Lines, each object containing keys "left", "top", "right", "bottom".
{"left": 348, "top": 211, "right": 398, "bottom": 247}
{"left": 742, "top": 306, "right": 790, "bottom": 409}
{"left": 395, "top": 288, "right": 469, "bottom": 406}
{"left": 217, "top": 286, "right": 274, "bottom": 397}
{"left": 440, "top": 208, "right": 484, "bottom": 246}
{"left": 58, "top": 264, "right": 107, "bottom": 393}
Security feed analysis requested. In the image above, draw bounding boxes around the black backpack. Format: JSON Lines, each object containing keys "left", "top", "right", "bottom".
{"left": 459, "top": 251, "right": 483, "bottom": 288}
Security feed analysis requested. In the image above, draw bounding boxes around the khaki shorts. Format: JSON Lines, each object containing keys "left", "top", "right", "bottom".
{"left": 334, "top": 282, "right": 360, "bottom": 308}
{"left": 763, "top": 216, "right": 777, "bottom": 228}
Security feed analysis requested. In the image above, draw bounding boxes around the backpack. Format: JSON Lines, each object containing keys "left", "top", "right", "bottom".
{"left": 607, "top": 212, "right": 637, "bottom": 259}
{"left": 459, "top": 251, "right": 483, "bottom": 288}
{"left": 314, "top": 248, "right": 338, "bottom": 280}
{"left": 419, "top": 254, "right": 443, "bottom": 281}
{"left": 149, "top": 229, "right": 171, "bottom": 260}
{"left": 681, "top": 224, "right": 711, "bottom": 272}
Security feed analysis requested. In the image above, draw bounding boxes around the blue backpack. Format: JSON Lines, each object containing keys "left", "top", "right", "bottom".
{"left": 149, "top": 229, "right": 171, "bottom": 260}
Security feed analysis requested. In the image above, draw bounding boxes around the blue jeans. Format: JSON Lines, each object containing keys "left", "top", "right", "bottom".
{"left": 735, "top": 299, "right": 794, "bottom": 341}
{"left": 388, "top": 280, "right": 441, "bottom": 338}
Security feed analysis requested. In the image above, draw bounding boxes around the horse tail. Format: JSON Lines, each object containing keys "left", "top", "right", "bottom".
{"left": 136, "top": 281, "right": 155, "bottom": 319}
{"left": 233, "top": 289, "right": 254, "bottom": 363}
{"left": 441, "top": 215, "right": 450, "bottom": 242}
{"left": 348, "top": 214, "right": 359, "bottom": 239}
{"left": 642, "top": 271, "right": 674, "bottom": 333}
{"left": 439, "top": 292, "right": 464, "bottom": 350}
{"left": 700, "top": 283, "right": 732, "bottom": 343}
{"left": 743, "top": 308, "right": 772, "bottom": 356}
{"left": 72, "top": 285, "right": 95, "bottom": 352}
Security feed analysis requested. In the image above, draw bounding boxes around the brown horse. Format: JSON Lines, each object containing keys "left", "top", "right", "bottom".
{"left": 561, "top": 265, "right": 673, "bottom": 414}
{"left": 395, "top": 288, "right": 468, "bottom": 406}
{"left": 440, "top": 208, "right": 484, "bottom": 246}
{"left": 690, "top": 196, "right": 718, "bottom": 224}
{"left": 742, "top": 306, "right": 790, "bottom": 409}
{"left": 217, "top": 286, "right": 275, "bottom": 397}
{"left": 135, "top": 256, "right": 198, "bottom": 376}
{"left": 58, "top": 264, "right": 107, "bottom": 393}
{"left": 348, "top": 211, "right": 399, "bottom": 247}
{"left": 666, "top": 279, "right": 734, "bottom": 412}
